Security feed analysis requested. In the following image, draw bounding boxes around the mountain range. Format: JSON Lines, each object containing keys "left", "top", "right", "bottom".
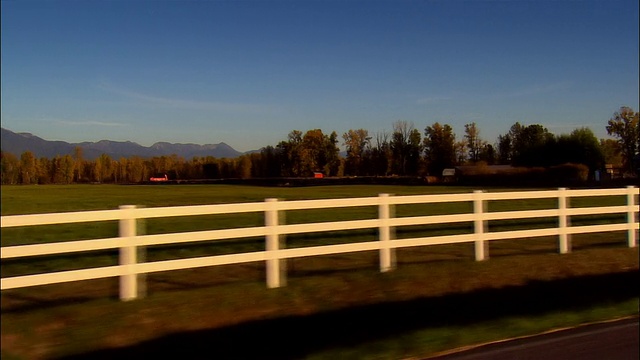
{"left": 0, "top": 128, "right": 243, "bottom": 160}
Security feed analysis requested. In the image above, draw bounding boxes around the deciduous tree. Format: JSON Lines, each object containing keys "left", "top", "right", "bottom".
{"left": 390, "top": 121, "right": 420, "bottom": 175}
{"left": 454, "top": 140, "right": 466, "bottom": 165}
{"left": 343, "top": 129, "right": 371, "bottom": 176}
{"left": 407, "top": 128, "right": 423, "bottom": 175}
{"left": 323, "top": 131, "right": 340, "bottom": 176}
{"left": 479, "top": 144, "right": 496, "bottom": 165}
{"left": 549, "top": 128, "right": 603, "bottom": 176}
{"left": 368, "top": 131, "right": 390, "bottom": 176}
{"left": 95, "top": 154, "right": 114, "bottom": 183}
{"left": 238, "top": 155, "right": 252, "bottom": 179}
{"left": 259, "top": 146, "right": 280, "bottom": 177}
{"left": 301, "top": 129, "right": 327, "bottom": 175}
{"left": 464, "top": 122, "right": 487, "bottom": 163}
{"left": 277, "top": 130, "right": 305, "bottom": 177}
{"left": 424, "top": 122, "right": 456, "bottom": 175}
{"left": 1, "top": 151, "right": 19, "bottom": 185}
{"left": 600, "top": 139, "right": 622, "bottom": 166}
{"left": 73, "top": 146, "right": 84, "bottom": 182}
{"left": 496, "top": 134, "right": 512, "bottom": 164}
{"left": 19, "top": 151, "right": 37, "bottom": 184}
{"left": 511, "top": 124, "right": 554, "bottom": 167}
{"left": 36, "top": 157, "right": 51, "bottom": 184}
{"left": 54, "top": 155, "right": 75, "bottom": 184}
{"left": 606, "top": 106, "right": 639, "bottom": 175}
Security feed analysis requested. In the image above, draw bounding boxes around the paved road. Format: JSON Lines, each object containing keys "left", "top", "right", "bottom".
{"left": 427, "top": 317, "right": 639, "bottom": 360}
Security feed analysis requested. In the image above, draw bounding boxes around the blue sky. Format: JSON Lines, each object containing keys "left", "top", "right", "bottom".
{"left": 1, "top": 0, "right": 638, "bottom": 152}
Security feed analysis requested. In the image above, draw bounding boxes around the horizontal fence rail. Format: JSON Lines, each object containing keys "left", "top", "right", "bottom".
{"left": 1, "top": 186, "right": 638, "bottom": 301}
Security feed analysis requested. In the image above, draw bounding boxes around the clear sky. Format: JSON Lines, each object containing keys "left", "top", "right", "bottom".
{"left": 1, "top": 0, "right": 638, "bottom": 152}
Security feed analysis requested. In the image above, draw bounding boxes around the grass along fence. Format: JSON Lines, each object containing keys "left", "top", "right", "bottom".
{"left": 1, "top": 186, "right": 637, "bottom": 301}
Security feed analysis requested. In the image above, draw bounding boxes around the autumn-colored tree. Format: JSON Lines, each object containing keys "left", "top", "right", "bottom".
{"left": 36, "top": 157, "right": 52, "bottom": 184}
{"left": 238, "top": 155, "right": 252, "bottom": 179}
{"left": 51, "top": 156, "right": 63, "bottom": 184}
{"left": 187, "top": 156, "right": 204, "bottom": 179}
{"left": 600, "top": 139, "right": 622, "bottom": 166}
{"left": 606, "top": 106, "right": 639, "bottom": 175}
{"left": 300, "top": 129, "right": 326, "bottom": 175}
{"left": 172, "top": 154, "right": 186, "bottom": 180}
{"left": 1, "top": 151, "right": 19, "bottom": 184}
{"left": 94, "top": 154, "right": 114, "bottom": 182}
{"left": 113, "top": 157, "right": 126, "bottom": 183}
{"left": 150, "top": 156, "right": 171, "bottom": 177}
{"left": 464, "top": 122, "right": 487, "bottom": 163}
{"left": 249, "top": 152, "right": 264, "bottom": 178}
{"left": 291, "top": 129, "right": 340, "bottom": 176}
{"left": 73, "top": 146, "right": 84, "bottom": 182}
{"left": 52, "top": 155, "right": 75, "bottom": 184}
{"left": 19, "top": 151, "right": 37, "bottom": 184}
{"left": 126, "top": 156, "right": 145, "bottom": 182}
{"left": 343, "top": 129, "right": 371, "bottom": 176}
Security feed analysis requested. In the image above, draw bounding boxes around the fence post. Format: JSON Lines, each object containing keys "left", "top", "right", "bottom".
{"left": 379, "top": 194, "right": 396, "bottom": 272}
{"left": 627, "top": 186, "right": 638, "bottom": 248}
{"left": 473, "top": 190, "right": 487, "bottom": 261}
{"left": 558, "top": 188, "right": 571, "bottom": 254}
{"left": 265, "top": 198, "right": 285, "bottom": 288}
{"left": 119, "top": 205, "right": 139, "bottom": 301}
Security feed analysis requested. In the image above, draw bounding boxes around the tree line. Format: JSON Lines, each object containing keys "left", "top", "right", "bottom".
{"left": 1, "top": 106, "right": 638, "bottom": 185}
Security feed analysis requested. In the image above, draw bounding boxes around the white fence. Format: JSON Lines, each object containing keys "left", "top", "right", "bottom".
{"left": 1, "top": 187, "right": 638, "bottom": 301}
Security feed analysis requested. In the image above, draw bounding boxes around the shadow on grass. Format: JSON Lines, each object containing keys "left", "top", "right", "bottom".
{"left": 1, "top": 293, "right": 110, "bottom": 313}
{"left": 56, "top": 270, "right": 638, "bottom": 360}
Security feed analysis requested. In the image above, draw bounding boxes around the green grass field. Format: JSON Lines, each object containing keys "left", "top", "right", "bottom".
{"left": 1, "top": 184, "right": 638, "bottom": 360}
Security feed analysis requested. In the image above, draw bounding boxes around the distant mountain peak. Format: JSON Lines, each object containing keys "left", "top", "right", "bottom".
{"left": 0, "top": 127, "right": 243, "bottom": 160}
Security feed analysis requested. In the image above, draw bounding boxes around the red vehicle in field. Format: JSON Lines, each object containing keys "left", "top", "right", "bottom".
{"left": 150, "top": 174, "right": 169, "bottom": 182}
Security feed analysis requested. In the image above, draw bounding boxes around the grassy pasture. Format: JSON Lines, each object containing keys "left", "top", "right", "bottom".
{"left": 1, "top": 184, "right": 638, "bottom": 360}
{"left": 0, "top": 184, "right": 630, "bottom": 276}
